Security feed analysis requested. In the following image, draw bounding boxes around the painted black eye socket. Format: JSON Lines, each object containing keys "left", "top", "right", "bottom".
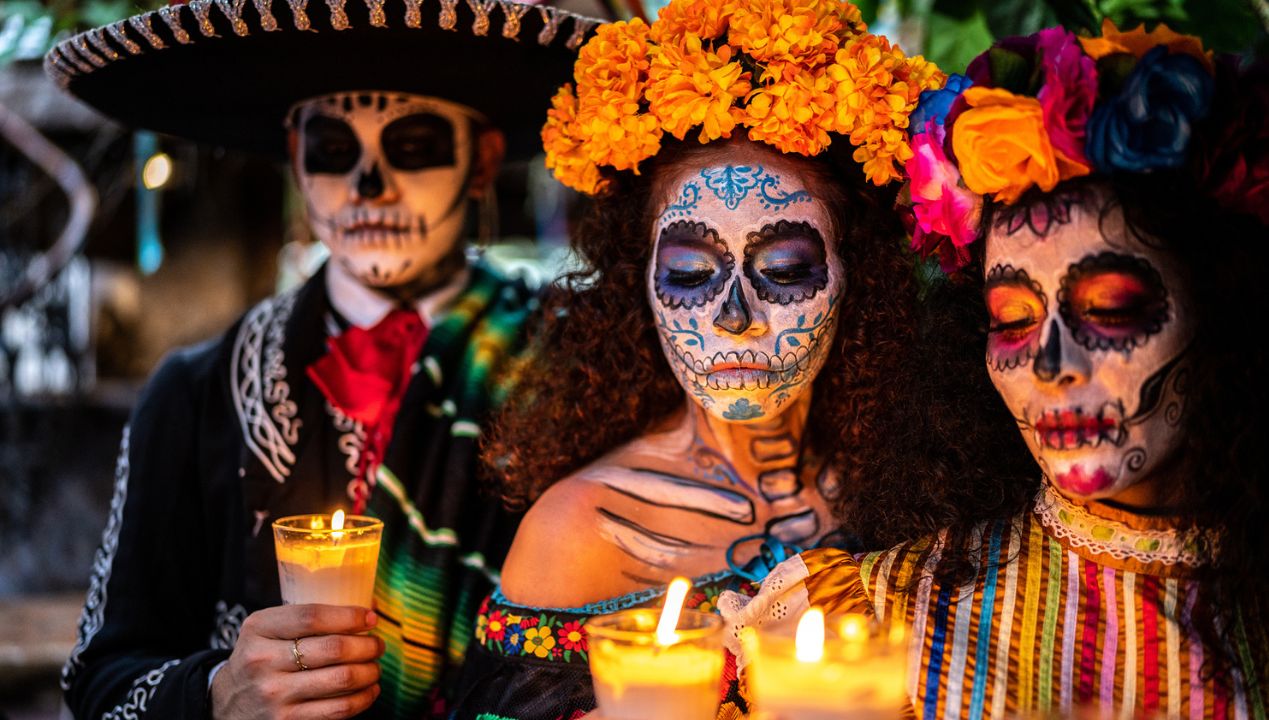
{"left": 382, "top": 113, "right": 456, "bottom": 171}
{"left": 653, "top": 220, "right": 734, "bottom": 309}
{"left": 761, "top": 264, "right": 814, "bottom": 285}
{"left": 743, "top": 220, "right": 829, "bottom": 305}
{"left": 1057, "top": 251, "right": 1171, "bottom": 353}
{"left": 302, "top": 115, "right": 360, "bottom": 175}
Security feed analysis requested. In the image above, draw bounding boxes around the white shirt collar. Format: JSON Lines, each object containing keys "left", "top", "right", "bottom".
{"left": 325, "top": 259, "right": 470, "bottom": 329}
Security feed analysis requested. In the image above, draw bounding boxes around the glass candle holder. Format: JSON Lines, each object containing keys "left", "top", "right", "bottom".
{"left": 272, "top": 514, "right": 383, "bottom": 607}
{"left": 586, "top": 608, "right": 725, "bottom": 720}
{"left": 748, "top": 613, "right": 908, "bottom": 720}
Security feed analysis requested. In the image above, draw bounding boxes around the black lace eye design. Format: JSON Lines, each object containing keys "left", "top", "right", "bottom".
{"left": 653, "top": 220, "right": 734, "bottom": 309}
{"left": 302, "top": 115, "right": 361, "bottom": 175}
{"left": 1058, "top": 252, "right": 1170, "bottom": 353}
{"left": 742, "top": 220, "right": 829, "bottom": 305}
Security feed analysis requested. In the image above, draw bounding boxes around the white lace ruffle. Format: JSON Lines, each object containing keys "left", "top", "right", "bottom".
{"left": 1034, "top": 485, "right": 1211, "bottom": 568}
{"left": 716, "top": 554, "right": 812, "bottom": 670}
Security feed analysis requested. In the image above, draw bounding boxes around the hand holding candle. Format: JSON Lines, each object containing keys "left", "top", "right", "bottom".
{"left": 587, "top": 577, "right": 725, "bottom": 720}
{"left": 273, "top": 511, "right": 383, "bottom": 607}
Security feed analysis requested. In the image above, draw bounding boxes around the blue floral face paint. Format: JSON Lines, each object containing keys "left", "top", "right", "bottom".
{"left": 648, "top": 155, "right": 844, "bottom": 424}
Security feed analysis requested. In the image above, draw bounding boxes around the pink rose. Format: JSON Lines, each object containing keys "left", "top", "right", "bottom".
{"left": 1036, "top": 27, "right": 1097, "bottom": 175}
{"left": 906, "top": 121, "right": 981, "bottom": 272}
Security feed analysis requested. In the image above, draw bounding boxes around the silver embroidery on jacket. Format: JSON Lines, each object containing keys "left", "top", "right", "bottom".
{"left": 61, "top": 427, "right": 131, "bottom": 690}
{"left": 231, "top": 290, "right": 301, "bottom": 482}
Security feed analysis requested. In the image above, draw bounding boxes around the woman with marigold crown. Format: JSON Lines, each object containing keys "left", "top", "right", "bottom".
{"left": 722, "top": 21, "right": 1269, "bottom": 718}
{"left": 45, "top": 1, "right": 597, "bottom": 718}
{"left": 446, "top": 0, "right": 1021, "bottom": 717}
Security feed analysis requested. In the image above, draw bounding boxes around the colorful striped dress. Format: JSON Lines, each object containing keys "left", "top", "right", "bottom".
{"left": 721, "top": 485, "right": 1267, "bottom": 719}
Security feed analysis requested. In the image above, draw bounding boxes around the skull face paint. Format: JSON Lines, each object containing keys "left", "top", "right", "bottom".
{"left": 291, "top": 92, "right": 478, "bottom": 288}
{"left": 984, "top": 189, "right": 1194, "bottom": 501}
{"left": 649, "top": 158, "right": 843, "bottom": 423}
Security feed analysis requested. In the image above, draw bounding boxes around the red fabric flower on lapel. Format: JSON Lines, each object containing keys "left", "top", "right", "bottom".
{"left": 307, "top": 308, "right": 428, "bottom": 511}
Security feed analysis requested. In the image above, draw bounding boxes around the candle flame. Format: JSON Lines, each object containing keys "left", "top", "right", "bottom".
{"left": 332, "top": 510, "right": 346, "bottom": 531}
{"left": 840, "top": 613, "right": 868, "bottom": 643}
{"left": 655, "top": 577, "right": 691, "bottom": 646}
{"left": 795, "top": 607, "right": 825, "bottom": 662}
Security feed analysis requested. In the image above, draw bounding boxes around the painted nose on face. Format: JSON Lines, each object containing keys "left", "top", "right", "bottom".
{"left": 356, "top": 163, "right": 385, "bottom": 199}
{"left": 714, "top": 278, "right": 751, "bottom": 335}
{"left": 1033, "top": 319, "right": 1087, "bottom": 386}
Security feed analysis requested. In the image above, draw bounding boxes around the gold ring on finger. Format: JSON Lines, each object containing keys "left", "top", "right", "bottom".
{"left": 292, "top": 637, "right": 309, "bottom": 671}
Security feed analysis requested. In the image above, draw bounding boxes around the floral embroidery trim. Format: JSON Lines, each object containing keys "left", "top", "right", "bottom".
{"left": 475, "top": 575, "right": 757, "bottom": 663}
{"left": 1034, "top": 484, "right": 1216, "bottom": 568}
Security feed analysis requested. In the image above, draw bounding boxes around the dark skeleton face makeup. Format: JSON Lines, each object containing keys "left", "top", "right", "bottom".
{"left": 649, "top": 157, "right": 843, "bottom": 423}
{"left": 291, "top": 92, "right": 479, "bottom": 289}
{"left": 984, "top": 189, "right": 1194, "bottom": 501}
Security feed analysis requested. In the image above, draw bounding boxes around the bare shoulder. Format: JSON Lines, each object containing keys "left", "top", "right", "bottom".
{"left": 500, "top": 469, "right": 626, "bottom": 608}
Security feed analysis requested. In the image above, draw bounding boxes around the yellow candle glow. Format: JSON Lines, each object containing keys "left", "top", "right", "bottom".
{"left": 795, "top": 607, "right": 825, "bottom": 663}
{"left": 272, "top": 513, "right": 382, "bottom": 607}
{"left": 587, "top": 599, "right": 725, "bottom": 720}
{"left": 655, "top": 576, "right": 691, "bottom": 645}
{"left": 749, "top": 611, "right": 908, "bottom": 720}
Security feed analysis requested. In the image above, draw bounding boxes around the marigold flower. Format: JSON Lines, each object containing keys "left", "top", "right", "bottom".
{"left": 574, "top": 19, "right": 653, "bottom": 103}
{"left": 827, "top": 34, "right": 942, "bottom": 184}
{"left": 577, "top": 100, "right": 663, "bottom": 173}
{"left": 647, "top": 36, "right": 751, "bottom": 142}
{"left": 649, "top": 0, "right": 735, "bottom": 44}
{"left": 952, "top": 87, "right": 1064, "bottom": 204}
{"left": 1079, "top": 19, "right": 1212, "bottom": 72}
{"left": 542, "top": 84, "right": 604, "bottom": 194}
{"left": 742, "top": 65, "right": 837, "bottom": 155}
{"left": 728, "top": 0, "right": 851, "bottom": 68}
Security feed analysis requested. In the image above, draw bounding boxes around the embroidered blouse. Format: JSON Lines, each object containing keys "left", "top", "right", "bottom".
{"left": 449, "top": 571, "right": 758, "bottom": 720}
{"left": 720, "top": 485, "right": 1266, "bottom": 719}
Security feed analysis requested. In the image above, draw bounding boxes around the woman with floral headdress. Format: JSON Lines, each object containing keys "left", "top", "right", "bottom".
{"left": 445, "top": 0, "right": 1032, "bottom": 717}
{"left": 722, "top": 21, "right": 1269, "bottom": 717}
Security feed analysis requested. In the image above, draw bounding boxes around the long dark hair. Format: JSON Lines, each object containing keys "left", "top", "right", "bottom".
{"left": 962, "top": 168, "right": 1269, "bottom": 690}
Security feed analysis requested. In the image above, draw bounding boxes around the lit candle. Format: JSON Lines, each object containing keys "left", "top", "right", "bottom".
{"left": 748, "top": 609, "right": 908, "bottom": 720}
{"left": 272, "top": 512, "right": 383, "bottom": 607}
{"left": 587, "top": 577, "right": 725, "bottom": 720}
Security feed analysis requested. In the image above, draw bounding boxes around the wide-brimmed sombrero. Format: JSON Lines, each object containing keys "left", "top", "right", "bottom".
{"left": 45, "top": 0, "right": 600, "bottom": 159}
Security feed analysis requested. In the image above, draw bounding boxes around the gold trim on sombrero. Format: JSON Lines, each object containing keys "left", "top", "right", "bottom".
{"left": 44, "top": 0, "right": 595, "bottom": 90}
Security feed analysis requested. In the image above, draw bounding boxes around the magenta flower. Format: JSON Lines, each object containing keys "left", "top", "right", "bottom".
{"left": 906, "top": 121, "right": 980, "bottom": 272}
{"left": 1036, "top": 27, "right": 1098, "bottom": 171}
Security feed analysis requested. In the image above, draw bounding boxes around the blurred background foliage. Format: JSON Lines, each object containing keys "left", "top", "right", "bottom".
{"left": 857, "top": 0, "right": 1268, "bottom": 71}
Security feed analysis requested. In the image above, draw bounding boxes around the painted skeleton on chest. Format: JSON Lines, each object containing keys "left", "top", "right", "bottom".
{"left": 984, "top": 186, "right": 1194, "bottom": 500}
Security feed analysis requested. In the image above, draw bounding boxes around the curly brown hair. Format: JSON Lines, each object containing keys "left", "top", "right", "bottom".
{"left": 484, "top": 134, "right": 1036, "bottom": 553}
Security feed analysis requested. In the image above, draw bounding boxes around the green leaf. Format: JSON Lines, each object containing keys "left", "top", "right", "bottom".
{"left": 988, "top": 47, "right": 1032, "bottom": 93}
{"left": 1096, "top": 53, "right": 1139, "bottom": 97}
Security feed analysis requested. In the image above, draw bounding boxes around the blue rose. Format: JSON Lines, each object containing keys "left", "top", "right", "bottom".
{"left": 1085, "top": 46, "right": 1213, "bottom": 173}
{"left": 910, "top": 74, "right": 973, "bottom": 134}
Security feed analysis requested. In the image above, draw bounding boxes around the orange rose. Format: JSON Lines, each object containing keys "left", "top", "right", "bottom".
{"left": 1079, "top": 19, "right": 1213, "bottom": 72}
{"left": 952, "top": 87, "right": 1069, "bottom": 204}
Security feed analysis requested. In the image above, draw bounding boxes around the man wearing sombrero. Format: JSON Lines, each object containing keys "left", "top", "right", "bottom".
{"left": 46, "top": 0, "right": 596, "bottom": 717}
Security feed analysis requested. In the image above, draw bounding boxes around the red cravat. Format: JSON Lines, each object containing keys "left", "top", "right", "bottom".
{"left": 307, "top": 308, "right": 428, "bottom": 512}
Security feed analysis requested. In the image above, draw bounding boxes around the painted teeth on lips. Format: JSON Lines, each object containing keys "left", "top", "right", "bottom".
{"left": 1033, "top": 402, "right": 1125, "bottom": 451}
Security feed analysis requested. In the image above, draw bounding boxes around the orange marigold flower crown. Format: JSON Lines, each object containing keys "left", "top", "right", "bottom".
{"left": 541, "top": 0, "right": 945, "bottom": 194}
